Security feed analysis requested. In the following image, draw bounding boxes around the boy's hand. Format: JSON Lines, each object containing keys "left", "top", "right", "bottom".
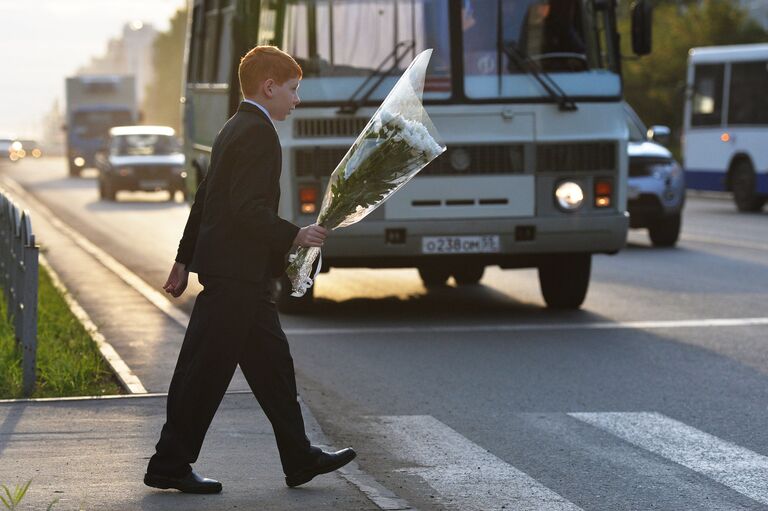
{"left": 163, "top": 261, "right": 189, "bottom": 298}
{"left": 293, "top": 224, "right": 327, "bottom": 248}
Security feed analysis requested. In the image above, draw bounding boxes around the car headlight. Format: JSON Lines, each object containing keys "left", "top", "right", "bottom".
{"left": 73, "top": 156, "right": 86, "bottom": 167}
{"left": 555, "top": 181, "right": 584, "bottom": 211}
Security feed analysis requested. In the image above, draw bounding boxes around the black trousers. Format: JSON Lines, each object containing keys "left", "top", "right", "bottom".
{"left": 147, "top": 274, "right": 314, "bottom": 477}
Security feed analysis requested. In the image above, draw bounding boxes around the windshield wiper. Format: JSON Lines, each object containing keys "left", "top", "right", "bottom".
{"left": 501, "top": 42, "right": 578, "bottom": 112}
{"left": 337, "top": 40, "right": 416, "bottom": 115}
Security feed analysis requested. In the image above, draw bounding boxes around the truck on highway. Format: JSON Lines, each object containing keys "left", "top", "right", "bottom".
{"left": 64, "top": 75, "right": 138, "bottom": 176}
{"left": 181, "top": 0, "right": 653, "bottom": 312}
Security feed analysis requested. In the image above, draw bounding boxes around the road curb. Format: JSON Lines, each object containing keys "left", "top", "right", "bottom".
{"left": 40, "top": 253, "right": 147, "bottom": 394}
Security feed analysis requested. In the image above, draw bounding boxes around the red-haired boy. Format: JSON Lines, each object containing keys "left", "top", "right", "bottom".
{"left": 145, "top": 46, "right": 355, "bottom": 494}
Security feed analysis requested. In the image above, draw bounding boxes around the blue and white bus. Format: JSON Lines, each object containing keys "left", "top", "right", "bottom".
{"left": 683, "top": 43, "right": 768, "bottom": 212}
{"left": 182, "top": 0, "right": 653, "bottom": 310}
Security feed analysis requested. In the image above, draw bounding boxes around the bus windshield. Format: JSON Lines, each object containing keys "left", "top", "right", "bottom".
{"left": 266, "top": 0, "right": 619, "bottom": 104}
{"left": 273, "top": 0, "right": 452, "bottom": 103}
{"left": 463, "top": 0, "right": 619, "bottom": 99}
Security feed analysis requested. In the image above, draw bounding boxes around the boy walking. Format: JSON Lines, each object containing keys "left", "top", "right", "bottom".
{"left": 144, "top": 46, "right": 355, "bottom": 494}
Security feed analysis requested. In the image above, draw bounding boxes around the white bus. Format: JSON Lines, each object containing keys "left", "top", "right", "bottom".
{"left": 683, "top": 43, "right": 768, "bottom": 212}
{"left": 182, "top": 0, "right": 653, "bottom": 310}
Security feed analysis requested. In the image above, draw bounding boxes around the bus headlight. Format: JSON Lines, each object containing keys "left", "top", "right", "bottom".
{"left": 555, "top": 181, "right": 584, "bottom": 211}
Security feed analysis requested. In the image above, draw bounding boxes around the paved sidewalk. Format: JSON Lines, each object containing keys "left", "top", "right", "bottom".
{"left": 0, "top": 169, "right": 387, "bottom": 510}
{"left": 0, "top": 394, "right": 375, "bottom": 510}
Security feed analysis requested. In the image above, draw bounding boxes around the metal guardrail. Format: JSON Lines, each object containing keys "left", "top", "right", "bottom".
{"left": 0, "top": 191, "right": 39, "bottom": 396}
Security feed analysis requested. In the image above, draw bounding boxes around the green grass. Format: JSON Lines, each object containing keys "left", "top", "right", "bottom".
{"left": 0, "top": 266, "right": 123, "bottom": 398}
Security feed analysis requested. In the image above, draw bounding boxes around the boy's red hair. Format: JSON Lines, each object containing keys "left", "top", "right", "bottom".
{"left": 238, "top": 46, "right": 302, "bottom": 97}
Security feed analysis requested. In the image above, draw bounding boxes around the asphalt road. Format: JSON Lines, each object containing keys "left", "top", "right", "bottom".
{"left": 3, "top": 156, "right": 768, "bottom": 510}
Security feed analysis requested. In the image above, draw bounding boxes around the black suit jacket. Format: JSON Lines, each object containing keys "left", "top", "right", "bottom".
{"left": 175, "top": 102, "right": 299, "bottom": 284}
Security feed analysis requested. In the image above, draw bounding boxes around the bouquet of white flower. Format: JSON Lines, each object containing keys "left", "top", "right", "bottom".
{"left": 286, "top": 49, "right": 446, "bottom": 297}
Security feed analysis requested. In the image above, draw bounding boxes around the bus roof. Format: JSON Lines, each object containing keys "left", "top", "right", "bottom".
{"left": 109, "top": 126, "right": 176, "bottom": 137}
{"left": 689, "top": 43, "right": 768, "bottom": 64}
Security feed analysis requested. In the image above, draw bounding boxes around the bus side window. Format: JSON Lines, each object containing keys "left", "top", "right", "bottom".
{"left": 691, "top": 64, "right": 724, "bottom": 127}
{"left": 216, "top": 0, "right": 236, "bottom": 84}
{"left": 188, "top": 4, "right": 206, "bottom": 83}
{"left": 202, "top": 3, "right": 222, "bottom": 83}
{"left": 728, "top": 60, "right": 768, "bottom": 126}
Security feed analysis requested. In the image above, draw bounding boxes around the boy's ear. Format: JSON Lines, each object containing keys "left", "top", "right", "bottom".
{"left": 263, "top": 78, "right": 276, "bottom": 98}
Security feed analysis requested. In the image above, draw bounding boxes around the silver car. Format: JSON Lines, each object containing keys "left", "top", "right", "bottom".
{"left": 624, "top": 104, "right": 685, "bottom": 247}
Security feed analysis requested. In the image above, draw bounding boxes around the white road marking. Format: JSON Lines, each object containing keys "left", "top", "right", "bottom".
{"left": 284, "top": 316, "right": 768, "bottom": 336}
{"left": 682, "top": 233, "right": 768, "bottom": 252}
{"left": 372, "top": 415, "right": 582, "bottom": 511}
{"left": 4, "top": 178, "right": 763, "bottom": 340}
{"left": 570, "top": 412, "right": 768, "bottom": 506}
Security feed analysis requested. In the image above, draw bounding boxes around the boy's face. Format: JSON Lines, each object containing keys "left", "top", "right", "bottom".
{"left": 269, "top": 77, "right": 301, "bottom": 121}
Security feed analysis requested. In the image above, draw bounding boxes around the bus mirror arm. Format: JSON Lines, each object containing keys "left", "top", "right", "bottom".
{"left": 337, "top": 40, "right": 416, "bottom": 115}
{"left": 631, "top": 0, "right": 653, "bottom": 56}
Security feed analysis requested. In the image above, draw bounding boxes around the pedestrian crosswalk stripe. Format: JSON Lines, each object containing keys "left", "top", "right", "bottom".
{"left": 372, "top": 415, "right": 583, "bottom": 511}
{"left": 570, "top": 412, "right": 768, "bottom": 506}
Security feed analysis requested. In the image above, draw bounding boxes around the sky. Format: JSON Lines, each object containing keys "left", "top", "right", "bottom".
{"left": 0, "top": 0, "right": 186, "bottom": 138}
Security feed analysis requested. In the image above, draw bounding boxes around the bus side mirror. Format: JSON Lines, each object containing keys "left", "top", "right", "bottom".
{"left": 631, "top": 0, "right": 652, "bottom": 56}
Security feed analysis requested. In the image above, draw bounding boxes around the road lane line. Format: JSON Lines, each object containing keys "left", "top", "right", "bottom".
{"left": 284, "top": 316, "right": 768, "bottom": 336}
{"left": 372, "top": 415, "right": 582, "bottom": 511}
{"left": 570, "top": 412, "right": 768, "bottom": 506}
{"left": 4, "top": 176, "right": 763, "bottom": 339}
{"left": 682, "top": 233, "right": 768, "bottom": 252}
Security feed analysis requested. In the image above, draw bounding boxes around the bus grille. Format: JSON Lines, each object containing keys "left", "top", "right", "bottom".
{"left": 423, "top": 145, "right": 525, "bottom": 175}
{"left": 294, "top": 118, "right": 369, "bottom": 138}
{"left": 536, "top": 142, "right": 616, "bottom": 173}
{"left": 294, "top": 144, "right": 525, "bottom": 177}
{"left": 294, "top": 147, "right": 348, "bottom": 177}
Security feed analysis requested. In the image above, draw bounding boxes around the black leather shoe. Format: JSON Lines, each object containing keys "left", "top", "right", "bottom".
{"left": 285, "top": 447, "right": 357, "bottom": 488}
{"left": 144, "top": 470, "right": 222, "bottom": 494}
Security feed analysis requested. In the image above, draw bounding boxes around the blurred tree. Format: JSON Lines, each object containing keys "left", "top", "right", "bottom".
{"left": 618, "top": 0, "right": 767, "bottom": 157}
{"left": 142, "top": 7, "right": 188, "bottom": 133}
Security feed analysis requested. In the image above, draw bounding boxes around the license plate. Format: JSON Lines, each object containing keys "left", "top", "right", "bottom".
{"left": 139, "top": 179, "right": 168, "bottom": 189}
{"left": 422, "top": 235, "right": 501, "bottom": 254}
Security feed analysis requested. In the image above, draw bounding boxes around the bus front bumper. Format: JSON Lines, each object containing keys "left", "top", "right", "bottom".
{"left": 317, "top": 213, "right": 629, "bottom": 269}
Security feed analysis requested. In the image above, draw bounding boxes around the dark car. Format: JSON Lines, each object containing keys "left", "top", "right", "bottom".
{"left": 96, "top": 126, "right": 186, "bottom": 201}
{"left": 624, "top": 104, "right": 686, "bottom": 247}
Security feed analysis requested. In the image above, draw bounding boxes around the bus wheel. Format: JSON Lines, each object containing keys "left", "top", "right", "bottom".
{"left": 732, "top": 161, "right": 767, "bottom": 212}
{"left": 276, "top": 275, "right": 314, "bottom": 314}
{"left": 649, "top": 213, "right": 681, "bottom": 247}
{"left": 419, "top": 266, "right": 450, "bottom": 288}
{"left": 453, "top": 265, "right": 485, "bottom": 286}
{"left": 538, "top": 253, "right": 591, "bottom": 309}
